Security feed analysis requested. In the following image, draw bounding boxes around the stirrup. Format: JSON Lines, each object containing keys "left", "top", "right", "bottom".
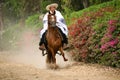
{"left": 63, "top": 44, "right": 69, "bottom": 50}
{"left": 39, "top": 44, "right": 45, "bottom": 50}
{"left": 42, "top": 50, "right": 47, "bottom": 56}
{"left": 39, "top": 47, "right": 45, "bottom": 50}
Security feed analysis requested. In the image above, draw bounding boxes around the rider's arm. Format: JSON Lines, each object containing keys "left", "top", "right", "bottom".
{"left": 56, "top": 10, "right": 66, "bottom": 25}
{"left": 43, "top": 13, "right": 49, "bottom": 30}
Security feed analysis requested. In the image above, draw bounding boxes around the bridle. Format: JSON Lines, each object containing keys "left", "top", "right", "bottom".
{"left": 48, "top": 12, "right": 56, "bottom": 27}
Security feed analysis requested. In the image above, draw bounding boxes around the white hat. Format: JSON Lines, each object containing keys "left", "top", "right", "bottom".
{"left": 46, "top": 3, "right": 58, "bottom": 11}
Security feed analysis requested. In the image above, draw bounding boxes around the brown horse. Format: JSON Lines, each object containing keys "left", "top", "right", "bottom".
{"left": 45, "top": 13, "right": 68, "bottom": 68}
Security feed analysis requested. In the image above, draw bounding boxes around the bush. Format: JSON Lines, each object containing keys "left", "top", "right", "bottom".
{"left": 68, "top": 1, "right": 120, "bottom": 67}
{"left": 88, "top": 19, "right": 120, "bottom": 67}
{"left": 68, "top": 16, "right": 94, "bottom": 61}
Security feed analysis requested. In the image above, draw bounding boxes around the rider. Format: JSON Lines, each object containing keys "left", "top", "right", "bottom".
{"left": 39, "top": 3, "right": 68, "bottom": 50}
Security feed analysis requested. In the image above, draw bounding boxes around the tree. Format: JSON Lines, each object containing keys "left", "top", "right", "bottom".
{"left": 89, "top": 0, "right": 113, "bottom": 5}
{"left": 82, "top": 0, "right": 89, "bottom": 8}
{"left": 2, "top": 0, "right": 41, "bottom": 27}
{"left": 0, "top": 0, "right": 4, "bottom": 39}
{"left": 60, "top": 0, "right": 85, "bottom": 11}
{"left": 60, "top": 0, "right": 112, "bottom": 11}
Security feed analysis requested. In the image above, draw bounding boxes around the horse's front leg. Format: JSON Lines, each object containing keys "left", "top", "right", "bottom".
{"left": 50, "top": 48, "right": 56, "bottom": 64}
{"left": 59, "top": 47, "right": 68, "bottom": 61}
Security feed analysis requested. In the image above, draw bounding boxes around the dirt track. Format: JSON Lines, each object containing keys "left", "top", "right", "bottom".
{"left": 0, "top": 29, "right": 120, "bottom": 80}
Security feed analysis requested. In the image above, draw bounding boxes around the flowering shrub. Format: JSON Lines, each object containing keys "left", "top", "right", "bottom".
{"left": 100, "top": 20, "right": 119, "bottom": 52}
{"left": 88, "top": 19, "right": 120, "bottom": 67}
{"left": 68, "top": 15, "right": 94, "bottom": 61}
{"left": 68, "top": 5, "right": 120, "bottom": 67}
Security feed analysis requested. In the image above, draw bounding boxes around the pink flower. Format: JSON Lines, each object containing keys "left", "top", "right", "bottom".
{"left": 109, "top": 20, "right": 113, "bottom": 25}
{"left": 108, "top": 38, "right": 119, "bottom": 47}
{"left": 112, "top": 52, "right": 117, "bottom": 54}
{"left": 100, "top": 43, "right": 108, "bottom": 52}
{"left": 108, "top": 20, "right": 117, "bottom": 25}
{"left": 107, "top": 34, "right": 112, "bottom": 39}
{"left": 100, "top": 38, "right": 119, "bottom": 52}
{"left": 108, "top": 26, "right": 116, "bottom": 33}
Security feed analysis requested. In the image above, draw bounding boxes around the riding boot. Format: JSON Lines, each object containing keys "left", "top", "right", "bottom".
{"left": 64, "top": 37, "right": 68, "bottom": 44}
{"left": 39, "top": 32, "right": 46, "bottom": 50}
{"left": 62, "top": 34, "right": 69, "bottom": 50}
{"left": 39, "top": 39, "right": 45, "bottom": 50}
{"left": 63, "top": 36, "right": 69, "bottom": 50}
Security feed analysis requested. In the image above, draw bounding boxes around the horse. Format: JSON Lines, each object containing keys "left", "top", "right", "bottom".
{"left": 44, "top": 13, "right": 68, "bottom": 68}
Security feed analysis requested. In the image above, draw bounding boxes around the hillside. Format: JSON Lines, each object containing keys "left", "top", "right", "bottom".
{"left": 67, "top": 0, "right": 120, "bottom": 68}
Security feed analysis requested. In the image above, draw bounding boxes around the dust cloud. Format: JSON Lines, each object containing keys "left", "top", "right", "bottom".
{"left": 7, "top": 29, "right": 73, "bottom": 69}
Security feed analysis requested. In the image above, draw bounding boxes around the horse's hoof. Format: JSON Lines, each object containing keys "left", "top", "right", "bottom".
{"left": 47, "top": 63, "right": 59, "bottom": 69}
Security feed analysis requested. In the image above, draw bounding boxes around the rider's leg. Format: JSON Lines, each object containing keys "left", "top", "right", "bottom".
{"left": 62, "top": 34, "right": 69, "bottom": 50}
{"left": 63, "top": 33, "right": 68, "bottom": 44}
{"left": 39, "top": 32, "right": 46, "bottom": 50}
{"left": 57, "top": 28, "right": 69, "bottom": 50}
{"left": 58, "top": 28, "right": 68, "bottom": 43}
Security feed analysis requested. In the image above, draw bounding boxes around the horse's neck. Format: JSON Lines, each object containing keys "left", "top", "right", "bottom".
{"left": 47, "top": 26, "right": 60, "bottom": 37}
{"left": 48, "top": 26, "right": 53, "bottom": 31}
{"left": 48, "top": 26, "right": 57, "bottom": 32}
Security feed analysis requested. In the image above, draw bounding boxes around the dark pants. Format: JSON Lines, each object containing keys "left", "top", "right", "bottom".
{"left": 39, "top": 28, "right": 68, "bottom": 46}
{"left": 57, "top": 28, "right": 68, "bottom": 44}
{"left": 39, "top": 31, "right": 46, "bottom": 46}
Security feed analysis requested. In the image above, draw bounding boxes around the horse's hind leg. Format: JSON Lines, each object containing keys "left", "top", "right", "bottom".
{"left": 59, "top": 48, "right": 68, "bottom": 61}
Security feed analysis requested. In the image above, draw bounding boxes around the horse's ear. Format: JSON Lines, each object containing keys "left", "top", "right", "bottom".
{"left": 49, "top": 11, "right": 51, "bottom": 14}
{"left": 49, "top": 11, "right": 56, "bottom": 15}
{"left": 53, "top": 11, "right": 56, "bottom": 15}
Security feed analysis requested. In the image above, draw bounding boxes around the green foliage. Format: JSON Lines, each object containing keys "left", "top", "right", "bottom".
{"left": 3, "top": 0, "right": 41, "bottom": 23}
{"left": 3, "top": 0, "right": 21, "bottom": 20}
{"left": 65, "top": 0, "right": 120, "bottom": 25}
{"left": 89, "top": 0, "right": 113, "bottom": 5}
{"left": 0, "top": 24, "right": 23, "bottom": 50}
{"left": 40, "top": 0, "right": 52, "bottom": 13}
{"left": 25, "top": 14, "right": 43, "bottom": 29}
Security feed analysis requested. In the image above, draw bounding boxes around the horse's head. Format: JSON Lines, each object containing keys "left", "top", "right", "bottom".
{"left": 48, "top": 14, "right": 56, "bottom": 27}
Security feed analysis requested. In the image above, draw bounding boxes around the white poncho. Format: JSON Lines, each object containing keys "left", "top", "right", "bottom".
{"left": 40, "top": 10, "right": 68, "bottom": 38}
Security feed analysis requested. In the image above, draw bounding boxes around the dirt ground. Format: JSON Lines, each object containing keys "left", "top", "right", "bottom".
{"left": 0, "top": 29, "right": 120, "bottom": 80}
